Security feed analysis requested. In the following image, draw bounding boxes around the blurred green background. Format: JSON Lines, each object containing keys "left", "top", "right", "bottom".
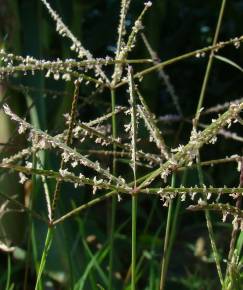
{"left": 0, "top": 0, "right": 242, "bottom": 289}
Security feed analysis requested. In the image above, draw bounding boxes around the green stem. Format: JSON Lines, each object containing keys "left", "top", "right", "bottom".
{"left": 115, "top": 36, "right": 243, "bottom": 89}
{"left": 132, "top": 195, "right": 137, "bottom": 290}
{"left": 34, "top": 227, "right": 53, "bottom": 290}
{"left": 225, "top": 158, "right": 242, "bottom": 286}
{"left": 5, "top": 254, "right": 11, "bottom": 290}
{"left": 195, "top": 0, "right": 227, "bottom": 120}
{"left": 194, "top": 0, "right": 227, "bottom": 286}
{"left": 51, "top": 81, "right": 80, "bottom": 217}
{"left": 108, "top": 88, "right": 117, "bottom": 290}
{"left": 166, "top": 171, "right": 188, "bottom": 271}
{"left": 159, "top": 173, "right": 176, "bottom": 290}
{"left": 35, "top": 81, "right": 79, "bottom": 289}
{"left": 31, "top": 153, "right": 43, "bottom": 290}
{"left": 197, "top": 161, "right": 224, "bottom": 286}
{"left": 129, "top": 66, "right": 138, "bottom": 290}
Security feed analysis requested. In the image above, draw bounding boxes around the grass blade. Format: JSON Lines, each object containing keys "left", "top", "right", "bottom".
{"left": 214, "top": 54, "right": 243, "bottom": 73}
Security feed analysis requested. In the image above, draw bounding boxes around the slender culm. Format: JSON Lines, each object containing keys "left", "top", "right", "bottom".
{"left": 0, "top": 1, "right": 243, "bottom": 289}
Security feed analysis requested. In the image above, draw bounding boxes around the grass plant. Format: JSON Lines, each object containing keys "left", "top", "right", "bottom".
{"left": 0, "top": 1, "right": 243, "bottom": 289}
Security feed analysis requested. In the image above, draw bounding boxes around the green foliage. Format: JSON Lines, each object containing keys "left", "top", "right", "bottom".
{"left": 0, "top": 1, "right": 243, "bottom": 290}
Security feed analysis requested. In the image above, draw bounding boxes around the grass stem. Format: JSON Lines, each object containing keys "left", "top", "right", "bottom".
{"left": 193, "top": 0, "right": 227, "bottom": 285}
{"left": 34, "top": 227, "right": 53, "bottom": 290}
{"left": 108, "top": 88, "right": 117, "bottom": 290}
{"left": 159, "top": 173, "right": 176, "bottom": 290}
{"left": 129, "top": 66, "right": 138, "bottom": 290}
{"left": 131, "top": 195, "right": 137, "bottom": 290}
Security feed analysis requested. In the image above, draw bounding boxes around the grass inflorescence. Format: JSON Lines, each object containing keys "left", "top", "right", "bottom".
{"left": 0, "top": 1, "right": 243, "bottom": 289}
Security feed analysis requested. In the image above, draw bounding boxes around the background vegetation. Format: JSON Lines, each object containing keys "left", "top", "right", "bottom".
{"left": 0, "top": 0, "right": 242, "bottom": 289}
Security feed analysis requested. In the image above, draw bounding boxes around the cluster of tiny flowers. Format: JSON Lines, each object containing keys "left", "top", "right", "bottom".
{"left": 144, "top": 1, "right": 152, "bottom": 7}
{"left": 208, "top": 136, "right": 217, "bottom": 144}
{"left": 39, "top": 0, "right": 109, "bottom": 83}
{"left": 128, "top": 65, "right": 141, "bottom": 180}
{"left": 1, "top": 148, "right": 34, "bottom": 165}
{"left": 3, "top": 104, "right": 132, "bottom": 190}
{"left": 0, "top": 0, "right": 242, "bottom": 225}
{"left": 195, "top": 51, "right": 206, "bottom": 58}
{"left": 171, "top": 144, "right": 184, "bottom": 153}
{"left": 233, "top": 37, "right": 241, "bottom": 49}
{"left": 71, "top": 122, "right": 118, "bottom": 147}
{"left": 0, "top": 56, "right": 85, "bottom": 83}
{"left": 40, "top": 0, "right": 91, "bottom": 60}
{"left": 55, "top": 167, "right": 128, "bottom": 194}
{"left": 117, "top": 0, "right": 131, "bottom": 45}
{"left": 19, "top": 172, "right": 28, "bottom": 184}
{"left": 160, "top": 168, "right": 170, "bottom": 183}
{"left": 204, "top": 97, "right": 243, "bottom": 114}
{"left": 112, "top": 2, "right": 153, "bottom": 83}
{"left": 137, "top": 104, "right": 169, "bottom": 159}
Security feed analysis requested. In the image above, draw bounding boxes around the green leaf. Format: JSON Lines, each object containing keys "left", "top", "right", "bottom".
{"left": 214, "top": 54, "right": 243, "bottom": 73}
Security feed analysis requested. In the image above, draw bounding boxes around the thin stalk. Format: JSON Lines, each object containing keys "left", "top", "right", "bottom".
{"left": 166, "top": 171, "right": 188, "bottom": 274}
{"left": 31, "top": 224, "right": 41, "bottom": 288}
{"left": 205, "top": 213, "right": 224, "bottom": 285}
{"left": 71, "top": 121, "right": 161, "bottom": 165}
{"left": 129, "top": 66, "right": 138, "bottom": 290}
{"left": 225, "top": 158, "right": 243, "bottom": 283}
{"left": 51, "top": 80, "right": 80, "bottom": 217}
{"left": 137, "top": 102, "right": 243, "bottom": 190}
{"left": 159, "top": 173, "right": 176, "bottom": 290}
{"left": 5, "top": 254, "right": 11, "bottom": 290}
{"left": 34, "top": 81, "right": 79, "bottom": 289}
{"left": 112, "top": 2, "right": 152, "bottom": 84}
{"left": 141, "top": 32, "right": 182, "bottom": 116}
{"left": 188, "top": 203, "right": 243, "bottom": 218}
{"left": 108, "top": 88, "right": 117, "bottom": 290}
{"left": 51, "top": 166, "right": 243, "bottom": 225}
{"left": 114, "top": 35, "right": 243, "bottom": 89}
{"left": 24, "top": 69, "right": 45, "bottom": 290}
{"left": 195, "top": 0, "right": 227, "bottom": 121}
{"left": 26, "top": 153, "right": 43, "bottom": 290}
{"left": 34, "top": 227, "right": 53, "bottom": 290}
{"left": 131, "top": 195, "right": 137, "bottom": 290}
{"left": 0, "top": 59, "right": 153, "bottom": 80}
{"left": 136, "top": 89, "right": 169, "bottom": 159}
{"left": 194, "top": 0, "right": 227, "bottom": 285}
{"left": 116, "top": 0, "right": 130, "bottom": 59}
{"left": 197, "top": 160, "right": 224, "bottom": 285}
